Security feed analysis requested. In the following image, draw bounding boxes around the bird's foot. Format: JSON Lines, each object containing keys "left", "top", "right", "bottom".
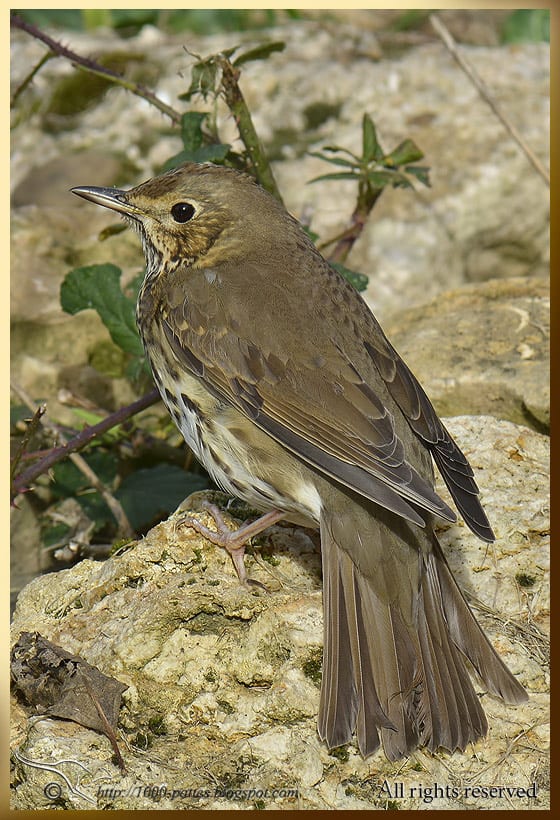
{"left": 178, "top": 501, "right": 284, "bottom": 588}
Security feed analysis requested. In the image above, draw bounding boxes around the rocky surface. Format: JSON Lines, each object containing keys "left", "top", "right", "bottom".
{"left": 11, "top": 416, "right": 549, "bottom": 810}
{"left": 10, "top": 13, "right": 549, "bottom": 811}
{"left": 386, "top": 276, "right": 550, "bottom": 431}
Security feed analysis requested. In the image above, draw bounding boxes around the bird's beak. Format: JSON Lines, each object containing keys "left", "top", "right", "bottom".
{"left": 71, "top": 185, "right": 143, "bottom": 217}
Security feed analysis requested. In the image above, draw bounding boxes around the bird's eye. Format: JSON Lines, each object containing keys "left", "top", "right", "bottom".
{"left": 171, "top": 202, "right": 196, "bottom": 223}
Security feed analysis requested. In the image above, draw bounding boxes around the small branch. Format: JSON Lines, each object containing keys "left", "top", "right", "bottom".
{"left": 11, "top": 383, "right": 152, "bottom": 538}
{"left": 218, "top": 54, "right": 283, "bottom": 203}
{"left": 70, "top": 452, "right": 134, "bottom": 538}
{"left": 11, "top": 388, "right": 160, "bottom": 500}
{"left": 10, "top": 403, "right": 47, "bottom": 484}
{"left": 327, "top": 188, "right": 384, "bottom": 265}
{"left": 10, "top": 13, "right": 182, "bottom": 125}
{"left": 430, "top": 12, "right": 549, "bottom": 187}
{"left": 10, "top": 51, "right": 55, "bottom": 108}
{"left": 82, "top": 677, "right": 127, "bottom": 774}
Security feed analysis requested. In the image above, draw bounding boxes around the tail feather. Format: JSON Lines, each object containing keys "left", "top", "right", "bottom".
{"left": 317, "top": 505, "right": 527, "bottom": 759}
{"left": 318, "top": 540, "right": 358, "bottom": 748}
{"left": 416, "top": 558, "right": 488, "bottom": 751}
{"left": 318, "top": 534, "right": 395, "bottom": 755}
{"left": 431, "top": 535, "right": 528, "bottom": 705}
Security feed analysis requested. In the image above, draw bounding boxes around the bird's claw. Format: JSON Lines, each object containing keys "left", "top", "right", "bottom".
{"left": 178, "top": 501, "right": 283, "bottom": 590}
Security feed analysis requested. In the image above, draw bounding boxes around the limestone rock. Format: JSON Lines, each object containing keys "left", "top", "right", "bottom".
{"left": 10, "top": 416, "right": 549, "bottom": 810}
{"left": 385, "top": 277, "right": 550, "bottom": 431}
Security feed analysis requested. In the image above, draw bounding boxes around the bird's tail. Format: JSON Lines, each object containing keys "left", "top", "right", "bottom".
{"left": 317, "top": 505, "right": 528, "bottom": 760}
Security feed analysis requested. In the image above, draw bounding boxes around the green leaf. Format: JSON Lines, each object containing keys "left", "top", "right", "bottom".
{"left": 180, "top": 111, "right": 206, "bottom": 151}
{"left": 366, "top": 169, "right": 406, "bottom": 188}
{"left": 308, "top": 152, "right": 358, "bottom": 169}
{"left": 233, "top": 41, "right": 285, "bottom": 67}
{"left": 362, "top": 113, "right": 382, "bottom": 162}
{"left": 162, "top": 142, "right": 230, "bottom": 172}
{"left": 302, "top": 226, "right": 319, "bottom": 243}
{"left": 308, "top": 171, "right": 360, "bottom": 184}
{"left": 331, "top": 262, "right": 368, "bottom": 293}
{"left": 98, "top": 222, "right": 127, "bottom": 242}
{"left": 60, "top": 264, "right": 144, "bottom": 357}
{"left": 321, "top": 145, "right": 361, "bottom": 161}
{"left": 115, "top": 464, "right": 210, "bottom": 531}
{"left": 384, "top": 138, "right": 424, "bottom": 167}
{"left": 51, "top": 451, "right": 121, "bottom": 529}
{"left": 179, "top": 59, "right": 220, "bottom": 101}
{"left": 69, "top": 408, "right": 105, "bottom": 427}
{"left": 78, "top": 491, "right": 116, "bottom": 531}
{"left": 220, "top": 46, "right": 239, "bottom": 59}
{"left": 405, "top": 165, "right": 431, "bottom": 187}
{"left": 52, "top": 451, "right": 119, "bottom": 496}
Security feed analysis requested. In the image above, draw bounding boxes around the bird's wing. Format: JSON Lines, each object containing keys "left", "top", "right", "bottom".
{"left": 361, "top": 326, "right": 495, "bottom": 541}
{"left": 159, "top": 302, "right": 458, "bottom": 529}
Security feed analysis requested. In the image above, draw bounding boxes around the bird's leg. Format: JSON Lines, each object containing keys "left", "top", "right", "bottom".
{"left": 178, "top": 501, "right": 285, "bottom": 585}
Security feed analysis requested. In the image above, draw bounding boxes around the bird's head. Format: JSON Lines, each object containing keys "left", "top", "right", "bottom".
{"left": 72, "top": 162, "right": 291, "bottom": 273}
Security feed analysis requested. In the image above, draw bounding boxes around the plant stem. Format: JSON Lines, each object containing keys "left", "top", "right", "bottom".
{"left": 11, "top": 387, "right": 160, "bottom": 525}
{"left": 10, "top": 403, "right": 47, "bottom": 483}
{"left": 328, "top": 188, "right": 384, "bottom": 265}
{"left": 10, "top": 51, "right": 54, "bottom": 108}
{"left": 218, "top": 54, "right": 283, "bottom": 202}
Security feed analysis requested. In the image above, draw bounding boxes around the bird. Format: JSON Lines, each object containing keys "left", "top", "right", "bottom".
{"left": 72, "top": 162, "right": 527, "bottom": 760}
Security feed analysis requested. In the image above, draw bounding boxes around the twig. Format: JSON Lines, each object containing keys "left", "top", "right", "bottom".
{"left": 10, "top": 51, "right": 55, "bottom": 108}
{"left": 328, "top": 189, "right": 383, "bottom": 265}
{"left": 10, "top": 13, "right": 182, "bottom": 125}
{"left": 11, "top": 382, "right": 137, "bottom": 538}
{"left": 10, "top": 403, "right": 47, "bottom": 483}
{"left": 82, "top": 676, "right": 127, "bottom": 773}
{"left": 430, "top": 13, "right": 549, "bottom": 187}
{"left": 11, "top": 388, "right": 160, "bottom": 498}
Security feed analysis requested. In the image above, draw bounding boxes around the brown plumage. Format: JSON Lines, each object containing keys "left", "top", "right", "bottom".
{"left": 72, "top": 162, "right": 527, "bottom": 759}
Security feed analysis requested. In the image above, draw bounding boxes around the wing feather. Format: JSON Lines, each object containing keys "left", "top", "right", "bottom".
{"left": 161, "top": 315, "right": 456, "bottom": 525}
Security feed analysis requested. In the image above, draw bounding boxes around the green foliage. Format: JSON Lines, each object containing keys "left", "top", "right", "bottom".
{"left": 115, "top": 464, "right": 209, "bottom": 533}
{"left": 15, "top": 9, "right": 296, "bottom": 37}
{"left": 179, "top": 41, "right": 285, "bottom": 103}
{"left": 50, "top": 452, "right": 210, "bottom": 534}
{"left": 331, "top": 263, "right": 369, "bottom": 293}
{"left": 162, "top": 112, "right": 230, "bottom": 171}
{"left": 310, "top": 113, "right": 431, "bottom": 195}
{"left": 502, "top": 9, "right": 549, "bottom": 43}
{"left": 14, "top": 9, "right": 84, "bottom": 30}
{"left": 51, "top": 451, "right": 119, "bottom": 530}
{"left": 386, "top": 10, "right": 431, "bottom": 32}
{"left": 164, "top": 10, "right": 285, "bottom": 34}
{"left": 60, "top": 264, "right": 144, "bottom": 358}
{"left": 232, "top": 41, "right": 286, "bottom": 67}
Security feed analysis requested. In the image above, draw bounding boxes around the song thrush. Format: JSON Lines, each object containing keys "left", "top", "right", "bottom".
{"left": 72, "top": 162, "right": 527, "bottom": 760}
